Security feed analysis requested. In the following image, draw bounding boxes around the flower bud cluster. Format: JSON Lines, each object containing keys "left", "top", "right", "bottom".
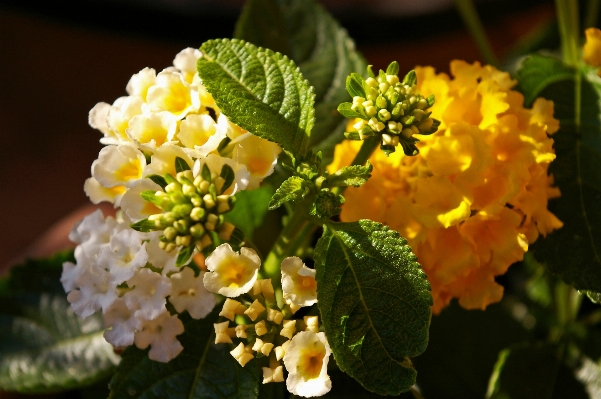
{"left": 340, "top": 62, "right": 440, "bottom": 156}
{"left": 143, "top": 163, "right": 237, "bottom": 254}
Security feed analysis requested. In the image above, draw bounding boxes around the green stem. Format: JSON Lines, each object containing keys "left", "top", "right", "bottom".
{"left": 351, "top": 136, "right": 380, "bottom": 167}
{"left": 585, "top": 0, "right": 600, "bottom": 29}
{"left": 263, "top": 198, "right": 313, "bottom": 283}
{"left": 555, "top": 0, "right": 580, "bottom": 66}
{"left": 453, "top": 0, "right": 499, "bottom": 67}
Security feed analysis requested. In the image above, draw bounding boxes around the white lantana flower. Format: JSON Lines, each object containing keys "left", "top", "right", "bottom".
{"left": 281, "top": 257, "right": 318, "bottom": 309}
{"left": 173, "top": 48, "right": 202, "bottom": 83}
{"left": 92, "top": 144, "right": 146, "bottom": 189}
{"left": 233, "top": 134, "right": 281, "bottom": 189}
{"left": 144, "top": 70, "right": 200, "bottom": 119}
{"left": 126, "top": 67, "right": 156, "bottom": 100}
{"left": 203, "top": 244, "right": 261, "bottom": 297}
{"left": 127, "top": 111, "right": 178, "bottom": 150}
{"left": 178, "top": 113, "right": 225, "bottom": 155}
{"left": 124, "top": 268, "right": 172, "bottom": 321}
{"left": 169, "top": 267, "right": 216, "bottom": 319}
{"left": 106, "top": 96, "right": 143, "bottom": 143}
{"left": 120, "top": 179, "right": 162, "bottom": 222}
{"left": 84, "top": 177, "right": 126, "bottom": 206}
{"left": 283, "top": 331, "right": 332, "bottom": 398}
{"left": 67, "top": 266, "right": 118, "bottom": 319}
{"left": 102, "top": 298, "right": 140, "bottom": 348}
{"left": 97, "top": 228, "right": 149, "bottom": 284}
{"left": 217, "top": 113, "right": 247, "bottom": 141}
{"left": 144, "top": 143, "right": 194, "bottom": 178}
{"left": 193, "top": 154, "right": 250, "bottom": 195}
{"left": 68, "top": 210, "right": 125, "bottom": 259}
{"left": 134, "top": 310, "right": 184, "bottom": 363}
{"left": 88, "top": 102, "right": 112, "bottom": 139}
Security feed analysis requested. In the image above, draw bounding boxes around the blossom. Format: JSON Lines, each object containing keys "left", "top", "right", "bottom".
{"left": 92, "top": 145, "right": 146, "bottom": 189}
{"left": 584, "top": 28, "right": 601, "bottom": 68}
{"left": 168, "top": 267, "right": 216, "bottom": 319}
{"left": 283, "top": 331, "right": 332, "bottom": 398}
{"left": 203, "top": 244, "right": 261, "bottom": 297}
{"left": 124, "top": 268, "right": 172, "bottom": 321}
{"left": 97, "top": 228, "right": 149, "bottom": 284}
{"left": 134, "top": 310, "right": 184, "bottom": 362}
{"left": 332, "top": 60, "right": 562, "bottom": 313}
{"left": 281, "top": 257, "right": 317, "bottom": 311}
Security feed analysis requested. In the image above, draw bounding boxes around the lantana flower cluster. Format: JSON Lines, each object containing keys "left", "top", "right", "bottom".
{"left": 208, "top": 247, "right": 331, "bottom": 397}
{"left": 331, "top": 60, "right": 562, "bottom": 313}
{"left": 62, "top": 48, "right": 332, "bottom": 397}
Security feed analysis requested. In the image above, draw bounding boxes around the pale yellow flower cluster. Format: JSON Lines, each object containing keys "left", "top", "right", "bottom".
{"left": 330, "top": 60, "right": 562, "bottom": 313}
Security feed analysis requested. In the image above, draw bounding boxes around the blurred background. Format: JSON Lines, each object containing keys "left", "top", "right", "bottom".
{"left": 0, "top": 0, "right": 559, "bottom": 273}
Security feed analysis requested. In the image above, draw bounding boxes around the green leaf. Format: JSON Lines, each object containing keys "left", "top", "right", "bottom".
{"left": 197, "top": 38, "right": 315, "bottom": 156}
{"left": 412, "top": 302, "right": 530, "bottom": 399}
{"left": 516, "top": 54, "right": 574, "bottom": 106}
{"left": 234, "top": 0, "right": 367, "bottom": 153}
{"left": 224, "top": 184, "right": 275, "bottom": 239}
{"left": 141, "top": 190, "right": 162, "bottom": 207}
{"left": 337, "top": 102, "right": 364, "bottom": 119}
{"left": 220, "top": 164, "right": 236, "bottom": 193}
{"left": 314, "top": 220, "right": 432, "bottom": 395}
{"left": 0, "top": 252, "right": 118, "bottom": 393}
{"left": 130, "top": 218, "right": 155, "bottom": 233}
{"left": 233, "top": 0, "right": 291, "bottom": 56}
{"left": 346, "top": 74, "right": 366, "bottom": 98}
{"left": 386, "top": 61, "right": 399, "bottom": 76}
{"left": 176, "top": 245, "right": 193, "bottom": 267}
{"left": 175, "top": 156, "right": 191, "bottom": 173}
{"left": 486, "top": 343, "right": 560, "bottom": 399}
{"left": 517, "top": 54, "right": 601, "bottom": 292}
{"left": 323, "top": 162, "right": 372, "bottom": 188}
{"left": 268, "top": 176, "right": 309, "bottom": 210}
{"left": 147, "top": 174, "right": 167, "bottom": 190}
{"left": 109, "top": 311, "right": 259, "bottom": 399}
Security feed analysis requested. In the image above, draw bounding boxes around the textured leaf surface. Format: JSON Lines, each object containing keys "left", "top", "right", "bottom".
{"left": 197, "top": 39, "right": 314, "bottom": 156}
{"left": 517, "top": 55, "right": 601, "bottom": 292}
{"left": 323, "top": 162, "right": 372, "bottom": 188}
{"left": 268, "top": 176, "right": 309, "bottom": 210}
{"left": 314, "top": 220, "right": 432, "bottom": 395}
{"left": 234, "top": 0, "right": 366, "bottom": 157}
{"left": 109, "top": 311, "right": 259, "bottom": 399}
{"left": 0, "top": 252, "right": 119, "bottom": 393}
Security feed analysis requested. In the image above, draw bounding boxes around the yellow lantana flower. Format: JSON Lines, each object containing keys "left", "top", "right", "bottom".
{"left": 331, "top": 60, "right": 562, "bottom": 313}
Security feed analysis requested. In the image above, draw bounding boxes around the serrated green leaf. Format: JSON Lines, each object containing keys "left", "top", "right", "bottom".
{"left": 130, "top": 218, "right": 155, "bottom": 233}
{"left": 517, "top": 55, "right": 601, "bottom": 292}
{"left": 323, "top": 162, "right": 372, "bottom": 188}
{"left": 234, "top": 0, "right": 366, "bottom": 155}
{"left": 0, "top": 253, "right": 119, "bottom": 393}
{"left": 147, "top": 174, "right": 167, "bottom": 190}
{"left": 268, "top": 176, "right": 309, "bottom": 210}
{"left": 337, "top": 102, "right": 363, "bottom": 119}
{"left": 197, "top": 38, "right": 315, "bottom": 156}
{"left": 109, "top": 311, "right": 259, "bottom": 399}
{"left": 224, "top": 185, "right": 274, "bottom": 239}
{"left": 314, "top": 220, "right": 432, "bottom": 395}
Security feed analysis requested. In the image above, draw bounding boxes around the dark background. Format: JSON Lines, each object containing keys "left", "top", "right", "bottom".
{"left": 0, "top": 0, "right": 557, "bottom": 272}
